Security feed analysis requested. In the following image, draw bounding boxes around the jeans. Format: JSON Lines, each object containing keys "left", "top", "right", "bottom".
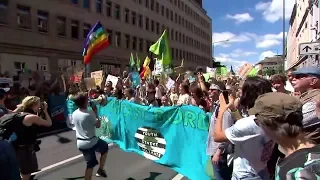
{"left": 212, "top": 154, "right": 233, "bottom": 180}
{"left": 0, "top": 140, "right": 21, "bottom": 180}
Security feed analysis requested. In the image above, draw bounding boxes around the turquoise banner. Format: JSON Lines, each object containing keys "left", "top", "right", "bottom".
{"left": 96, "top": 98, "right": 211, "bottom": 180}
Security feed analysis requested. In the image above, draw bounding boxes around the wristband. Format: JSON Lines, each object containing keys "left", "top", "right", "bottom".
{"left": 231, "top": 109, "right": 238, "bottom": 113}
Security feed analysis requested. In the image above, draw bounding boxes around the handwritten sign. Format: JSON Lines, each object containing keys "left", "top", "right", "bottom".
{"left": 106, "top": 75, "right": 119, "bottom": 88}
{"left": 166, "top": 77, "right": 175, "bottom": 90}
{"left": 91, "top": 70, "right": 103, "bottom": 87}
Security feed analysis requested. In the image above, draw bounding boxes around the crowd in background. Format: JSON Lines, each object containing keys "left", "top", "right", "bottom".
{"left": 1, "top": 65, "right": 320, "bottom": 180}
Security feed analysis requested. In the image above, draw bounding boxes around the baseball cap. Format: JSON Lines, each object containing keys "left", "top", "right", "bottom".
{"left": 248, "top": 92, "right": 302, "bottom": 120}
{"left": 292, "top": 66, "right": 320, "bottom": 78}
{"left": 209, "top": 84, "right": 221, "bottom": 91}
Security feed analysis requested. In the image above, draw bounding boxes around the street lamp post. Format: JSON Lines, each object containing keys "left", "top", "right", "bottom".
{"left": 212, "top": 39, "right": 230, "bottom": 62}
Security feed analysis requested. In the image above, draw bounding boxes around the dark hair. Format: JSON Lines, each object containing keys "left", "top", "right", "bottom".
{"left": 125, "top": 88, "right": 135, "bottom": 96}
{"left": 190, "top": 86, "right": 203, "bottom": 99}
{"left": 257, "top": 111, "right": 304, "bottom": 138}
{"left": 271, "top": 74, "right": 287, "bottom": 84}
{"left": 215, "top": 81, "right": 226, "bottom": 91}
{"left": 240, "top": 76, "right": 273, "bottom": 109}
{"left": 153, "top": 79, "right": 160, "bottom": 86}
{"left": 180, "top": 82, "right": 190, "bottom": 94}
{"left": 72, "top": 92, "right": 88, "bottom": 109}
{"left": 0, "top": 89, "right": 6, "bottom": 100}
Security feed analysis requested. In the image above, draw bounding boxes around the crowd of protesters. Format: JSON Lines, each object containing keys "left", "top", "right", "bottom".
{"left": 0, "top": 65, "right": 320, "bottom": 180}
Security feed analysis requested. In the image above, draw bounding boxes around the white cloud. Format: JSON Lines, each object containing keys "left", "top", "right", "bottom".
{"left": 212, "top": 32, "right": 252, "bottom": 47}
{"left": 213, "top": 31, "right": 286, "bottom": 49}
{"left": 226, "top": 13, "right": 254, "bottom": 24}
{"left": 255, "top": 32, "right": 286, "bottom": 48}
{"left": 255, "top": 0, "right": 295, "bottom": 23}
{"left": 259, "top": 50, "right": 276, "bottom": 60}
{"left": 215, "top": 49, "right": 256, "bottom": 70}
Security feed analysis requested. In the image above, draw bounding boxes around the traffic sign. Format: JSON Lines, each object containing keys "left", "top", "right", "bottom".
{"left": 299, "top": 42, "right": 320, "bottom": 55}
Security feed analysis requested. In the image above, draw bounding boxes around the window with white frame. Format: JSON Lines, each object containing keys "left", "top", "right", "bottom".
{"left": 14, "top": 61, "right": 26, "bottom": 71}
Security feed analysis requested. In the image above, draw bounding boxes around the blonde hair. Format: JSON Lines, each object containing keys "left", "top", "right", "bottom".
{"left": 16, "top": 96, "right": 40, "bottom": 112}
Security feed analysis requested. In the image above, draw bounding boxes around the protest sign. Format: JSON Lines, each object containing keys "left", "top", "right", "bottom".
{"left": 84, "top": 78, "right": 96, "bottom": 89}
{"left": 96, "top": 98, "right": 211, "bottom": 180}
{"left": 91, "top": 70, "right": 103, "bottom": 87}
{"left": 106, "top": 75, "right": 119, "bottom": 88}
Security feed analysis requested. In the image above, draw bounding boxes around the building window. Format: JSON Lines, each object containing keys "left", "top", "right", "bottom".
{"left": 138, "top": 0, "right": 142, "bottom": 4}
{"left": 156, "top": 22, "right": 160, "bottom": 34}
{"left": 132, "top": 11, "right": 136, "bottom": 25}
{"left": 150, "top": 0, "right": 154, "bottom": 11}
{"left": 14, "top": 62, "right": 26, "bottom": 71}
{"left": 71, "top": 0, "right": 78, "bottom": 4}
{"left": 83, "top": 0, "right": 90, "bottom": 9}
{"left": 71, "top": 20, "right": 79, "bottom": 39}
{"left": 171, "top": 29, "right": 174, "bottom": 40}
{"left": 37, "top": 10, "right": 49, "bottom": 33}
{"left": 146, "top": 40, "right": 150, "bottom": 52}
{"left": 145, "top": 0, "right": 149, "bottom": 8}
{"left": 145, "top": 17, "right": 149, "bottom": 31}
{"left": 166, "top": 8, "right": 169, "bottom": 19}
{"left": 139, "top": 38, "right": 143, "bottom": 52}
{"left": 115, "top": 4, "right": 120, "bottom": 20}
{"left": 132, "top": 36, "right": 137, "bottom": 50}
{"left": 170, "top": 10, "right": 173, "bottom": 21}
{"left": 124, "top": 8, "right": 129, "bottom": 23}
{"left": 0, "top": 0, "right": 9, "bottom": 24}
{"left": 125, "top": 34, "right": 130, "bottom": 49}
{"left": 83, "top": 23, "right": 91, "bottom": 38}
{"left": 57, "top": 16, "right": 66, "bottom": 36}
{"left": 151, "top": 20, "right": 154, "bottom": 32}
{"left": 106, "top": 1, "right": 112, "bottom": 17}
{"left": 138, "top": 14, "right": 143, "bottom": 28}
{"left": 115, "top": 31, "right": 121, "bottom": 47}
{"left": 17, "top": 5, "right": 31, "bottom": 29}
{"left": 96, "top": 0, "right": 102, "bottom": 13}
{"left": 155, "top": 2, "right": 159, "bottom": 13}
{"left": 161, "top": 25, "right": 165, "bottom": 32}
{"left": 161, "top": 5, "right": 164, "bottom": 16}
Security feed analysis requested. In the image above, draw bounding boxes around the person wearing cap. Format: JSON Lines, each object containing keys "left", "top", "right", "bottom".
{"left": 249, "top": 92, "right": 320, "bottom": 180}
{"left": 291, "top": 66, "right": 320, "bottom": 143}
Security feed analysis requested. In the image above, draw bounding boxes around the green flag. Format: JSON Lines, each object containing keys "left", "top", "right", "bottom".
{"left": 216, "top": 66, "right": 228, "bottom": 76}
{"left": 129, "top": 52, "right": 136, "bottom": 72}
{"left": 149, "top": 30, "right": 172, "bottom": 73}
{"left": 136, "top": 53, "right": 141, "bottom": 71}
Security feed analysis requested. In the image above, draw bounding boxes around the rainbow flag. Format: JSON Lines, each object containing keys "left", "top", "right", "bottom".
{"left": 83, "top": 21, "right": 109, "bottom": 65}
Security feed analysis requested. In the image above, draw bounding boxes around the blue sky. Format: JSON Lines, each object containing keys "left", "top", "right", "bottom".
{"left": 203, "top": 0, "right": 295, "bottom": 71}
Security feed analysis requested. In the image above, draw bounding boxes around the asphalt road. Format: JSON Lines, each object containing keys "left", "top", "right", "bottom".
{"left": 34, "top": 130, "right": 187, "bottom": 180}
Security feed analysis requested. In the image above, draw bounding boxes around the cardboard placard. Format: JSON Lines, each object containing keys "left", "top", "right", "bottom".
{"left": 84, "top": 78, "right": 96, "bottom": 89}
{"left": 91, "top": 70, "right": 103, "bottom": 87}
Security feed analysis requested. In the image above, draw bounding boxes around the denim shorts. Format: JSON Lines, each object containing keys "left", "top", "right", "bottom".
{"left": 79, "top": 139, "right": 109, "bottom": 168}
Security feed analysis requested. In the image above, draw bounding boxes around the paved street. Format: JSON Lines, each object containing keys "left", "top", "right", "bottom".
{"left": 34, "top": 131, "right": 186, "bottom": 180}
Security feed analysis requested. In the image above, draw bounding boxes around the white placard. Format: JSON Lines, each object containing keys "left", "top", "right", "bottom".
{"left": 106, "top": 75, "right": 119, "bottom": 88}
{"left": 165, "top": 78, "right": 175, "bottom": 90}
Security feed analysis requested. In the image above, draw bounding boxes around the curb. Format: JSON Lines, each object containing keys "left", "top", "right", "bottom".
{"left": 37, "top": 128, "right": 72, "bottom": 138}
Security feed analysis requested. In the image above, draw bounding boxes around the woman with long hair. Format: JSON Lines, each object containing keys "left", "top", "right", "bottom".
{"left": 13, "top": 96, "right": 52, "bottom": 180}
{"left": 214, "top": 76, "right": 274, "bottom": 180}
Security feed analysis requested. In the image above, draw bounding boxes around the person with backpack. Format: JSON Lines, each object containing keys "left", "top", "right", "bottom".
{"left": 0, "top": 96, "right": 52, "bottom": 180}
{"left": 0, "top": 87, "right": 21, "bottom": 180}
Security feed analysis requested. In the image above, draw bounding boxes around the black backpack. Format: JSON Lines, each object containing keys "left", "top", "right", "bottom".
{"left": 0, "top": 113, "right": 27, "bottom": 140}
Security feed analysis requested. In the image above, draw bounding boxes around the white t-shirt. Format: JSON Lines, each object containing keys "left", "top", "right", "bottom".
{"left": 177, "top": 94, "right": 191, "bottom": 105}
{"left": 225, "top": 115, "right": 274, "bottom": 179}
